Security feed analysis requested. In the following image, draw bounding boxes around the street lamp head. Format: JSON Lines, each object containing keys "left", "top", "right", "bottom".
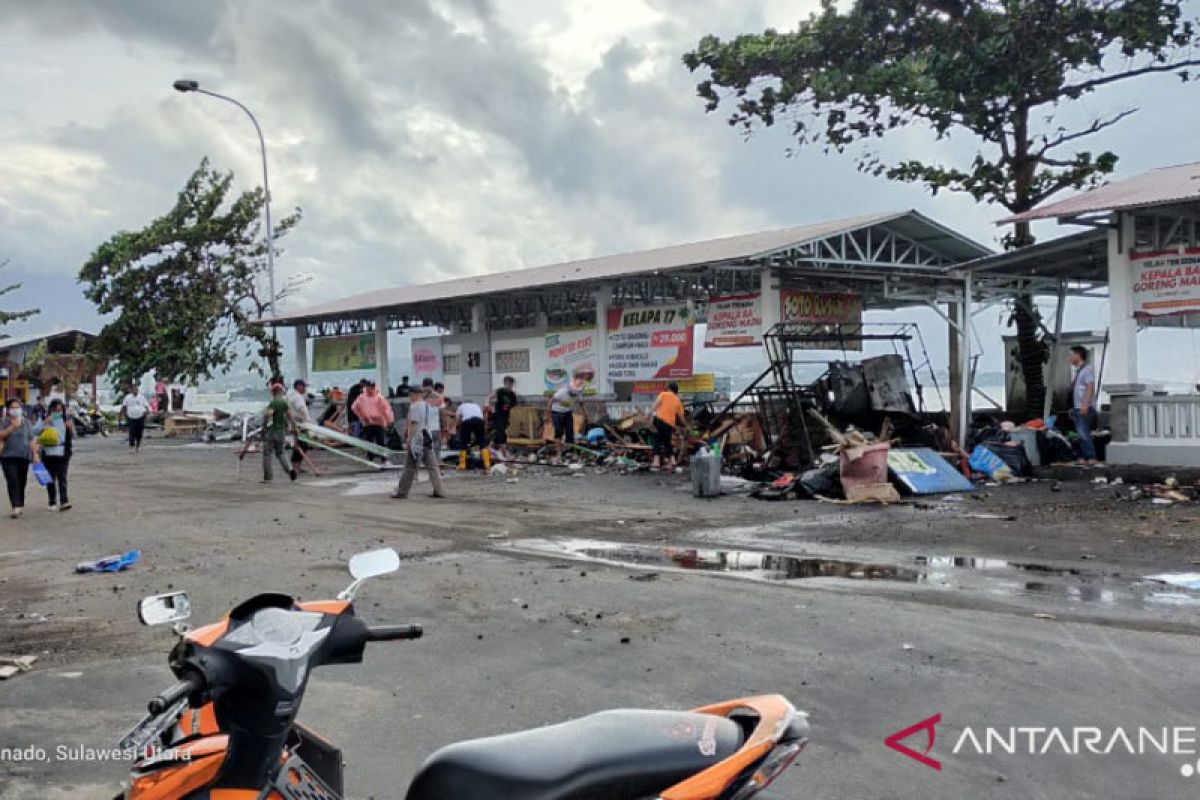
{"left": 172, "top": 79, "right": 199, "bottom": 93}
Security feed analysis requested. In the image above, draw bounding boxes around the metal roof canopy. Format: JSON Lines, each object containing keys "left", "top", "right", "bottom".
{"left": 0, "top": 328, "right": 97, "bottom": 357}
{"left": 1002, "top": 162, "right": 1200, "bottom": 225}
{"left": 957, "top": 228, "right": 1110, "bottom": 302}
{"left": 270, "top": 210, "right": 991, "bottom": 337}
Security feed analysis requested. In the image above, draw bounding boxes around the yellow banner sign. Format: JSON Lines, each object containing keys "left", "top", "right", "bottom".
{"left": 312, "top": 335, "right": 377, "bottom": 372}
{"left": 631, "top": 373, "right": 715, "bottom": 395}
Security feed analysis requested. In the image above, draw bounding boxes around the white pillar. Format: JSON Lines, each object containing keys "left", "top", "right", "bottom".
{"left": 593, "top": 284, "right": 611, "bottom": 394}
{"left": 760, "top": 266, "right": 781, "bottom": 333}
{"left": 293, "top": 327, "right": 308, "bottom": 384}
{"left": 471, "top": 302, "right": 486, "bottom": 334}
{"left": 1106, "top": 212, "right": 1140, "bottom": 389}
{"left": 374, "top": 317, "right": 390, "bottom": 391}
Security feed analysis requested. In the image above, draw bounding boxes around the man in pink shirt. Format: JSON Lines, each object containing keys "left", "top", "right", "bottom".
{"left": 351, "top": 381, "right": 394, "bottom": 461}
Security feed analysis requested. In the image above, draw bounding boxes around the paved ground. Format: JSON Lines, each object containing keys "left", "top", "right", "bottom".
{"left": 2, "top": 434, "right": 1200, "bottom": 799}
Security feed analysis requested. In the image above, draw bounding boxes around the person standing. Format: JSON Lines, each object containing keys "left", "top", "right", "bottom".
{"left": 489, "top": 376, "right": 517, "bottom": 459}
{"left": 546, "top": 376, "right": 586, "bottom": 459}
{"left": 33, "top": 399, "right": 72, "bottom": 511}
{"left": 344, "top": 378, "right": 368, "bottom": 438}
{"left": 262, "top": 383, "right": 298, "bottom": 482}
{"left": 154, "top": 378, "right": 169, "bottom": 414}
{"left": 392, "top": 387, "right": 445, "bottom": 499}
{"left": 650, "top": 382, "right": 687, "bottom": 471}
{"left": 0, "top": 399, "right": 37, "bottom": 518}
{"left": 395, "top": 376, "right": 412, "bottom": 399}
{"left": 120, "top": 381, "right": 149, "bottom": 453}
{"left": 1068, "top": 346, "right": 1099, "bottom": 465}
{"left": 351, "top": 381, "right": 394, "bottom": 461}
{"left": 287, "top": 379, "right": 312, "bottom": 473}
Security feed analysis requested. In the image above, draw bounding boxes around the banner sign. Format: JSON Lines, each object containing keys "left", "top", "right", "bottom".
{"left": 606, "top": 304, "right": 694, "bottom": 381}
{"left": 411, "top": 337, "right": 443, "bottom": 382}
{"left": 704, "top": 293, "right": 763, "bottom": 348}
{"left": 1131, "top": 248, "right": 1200, "bottom": 317}
{"left": 312, "top": 334, "right": 376, "bottom": 372}
{"left": 544, "top": 327, "right": 597, "bottom": 391}
{"left": 631, "top": 373, "right": 715, "bottom": 396}
{"left": 780, "top": 290, "right": 863, "bottom": 351}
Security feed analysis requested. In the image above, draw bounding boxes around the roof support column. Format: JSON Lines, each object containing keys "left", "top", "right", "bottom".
{"left": 956, "top": 273, "right": 973, "bottom": 450}
{"left": 374, "top": 316, "right": 390, "bottom": 392}
{"left": 293, "top": 327, "right": 308, "bottom": 385}
{"left": 471, "top": 302, "right": 486, "bottom": 333}
{"left": 1106, "top": 212, "right": 1139, "bottom": 389}
{"left": 593, "top": 284, "right": 612, "bottom": 394}
{"left": 759, "top": 266, "right": 780, "bottom": 333}
{"left": 1043, "top": 281, "right": 1068, "bottom": 419}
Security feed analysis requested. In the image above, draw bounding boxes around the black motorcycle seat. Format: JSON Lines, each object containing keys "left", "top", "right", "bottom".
{"left": 405, "top": 709, "right": 744, "bottom": 800}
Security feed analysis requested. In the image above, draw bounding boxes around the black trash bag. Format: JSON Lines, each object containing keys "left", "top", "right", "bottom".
{"left": 797, "top": 460, "right": 843, "bottom": 499}
{"left": 1037, "top": 429, "right": 1075, "bottom": 464}
{"left": 980, "top": 441, "right": 1032, "bottom": 477}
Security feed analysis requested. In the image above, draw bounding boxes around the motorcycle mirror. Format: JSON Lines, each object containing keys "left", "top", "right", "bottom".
{"left": 337, "top": 548, "right": 400, "bottom": 601}
{"left": 348, "top": 548, "right": 401, "bottom": 580}
{"left": 138, "top": 591, "right": 192, "bottom": 626}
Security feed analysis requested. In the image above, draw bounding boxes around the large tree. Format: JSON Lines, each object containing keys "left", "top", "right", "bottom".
{"left": 684, "top": 0, "right": 1200, "bottom": 413}
{"left": 79, "top": 159, "right": 303, "bottom": 390}
{"left": 0, "top": 258, "right": 39, "bottom": 334}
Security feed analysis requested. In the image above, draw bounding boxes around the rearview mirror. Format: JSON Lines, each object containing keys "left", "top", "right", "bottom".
{"left": 349, "top": 548, "right": 401, "bottom": 580}
{"left": 138, "top": 591, "right": 192, "bottom": 626}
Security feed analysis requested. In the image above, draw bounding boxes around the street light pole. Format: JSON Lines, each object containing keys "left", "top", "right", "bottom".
{"left": 172, "top": 79, "right": 276, "bottom": 322}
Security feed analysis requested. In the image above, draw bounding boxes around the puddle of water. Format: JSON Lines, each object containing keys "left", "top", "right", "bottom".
{"left": 500, "top": 538, "right": 1200, "bottom": 611}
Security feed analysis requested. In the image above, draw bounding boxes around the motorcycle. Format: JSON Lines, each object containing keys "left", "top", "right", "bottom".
{"left": 116, "top": 548, "right": 809, "bottom": 799}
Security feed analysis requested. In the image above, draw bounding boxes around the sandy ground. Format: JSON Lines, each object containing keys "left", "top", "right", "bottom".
{"left": 2, "top": 434, "right": 1200, "bottom": 799}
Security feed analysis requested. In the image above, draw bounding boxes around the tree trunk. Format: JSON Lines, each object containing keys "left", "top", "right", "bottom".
{"left": 1008, "top": 123, "right": 1047, "bottom": 418}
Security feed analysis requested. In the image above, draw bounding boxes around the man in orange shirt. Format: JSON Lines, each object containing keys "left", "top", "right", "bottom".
{"left": 650, "top": 382, "right": 687, "bottom": 471}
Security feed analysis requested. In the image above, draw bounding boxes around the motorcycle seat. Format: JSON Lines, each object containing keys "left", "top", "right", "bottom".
{"left": 405, "top": 709, "right": 743, "bottom": 800}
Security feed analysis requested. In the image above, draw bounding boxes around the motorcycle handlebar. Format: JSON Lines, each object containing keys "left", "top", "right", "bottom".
{"left": 148, "top": 672, "right": 203, "bottom": 715}
{"left": 364, "top": 624, "right": 423, "bottom": 642}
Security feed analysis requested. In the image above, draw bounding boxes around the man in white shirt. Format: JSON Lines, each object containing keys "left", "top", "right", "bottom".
{"left": 454, "top": 398, "right": 489, "bottom": 471}
{"left": 392, "top": 387, "right": 445, "bottom": 499}
{"left": 287, "top": 379, "right": 312, "bottom": 472}
{"left": 120, "top": 381, "right": 149, "bottom": 453}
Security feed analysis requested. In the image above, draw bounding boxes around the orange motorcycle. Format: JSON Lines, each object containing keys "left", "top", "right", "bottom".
{"left": 117, "top": 548, "right": 808, "bottom": 799}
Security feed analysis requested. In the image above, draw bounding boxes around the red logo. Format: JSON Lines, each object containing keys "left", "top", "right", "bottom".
{"left": 885, "top": 713, "right": 942, "bottom": 771}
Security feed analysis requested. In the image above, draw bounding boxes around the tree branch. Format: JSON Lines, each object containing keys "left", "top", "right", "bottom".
{"left": 1059, "top": 58, "right": 1200, "bottom": 98}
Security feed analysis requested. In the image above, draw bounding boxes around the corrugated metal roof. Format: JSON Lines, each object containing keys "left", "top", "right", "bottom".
{"left": 1002, "top": 163, "right": 1200, "bottom": 224}
{"left": 0, "top": 328, "right": 95, "bottom": 353}
{"left": 271, "top": 210, "right": 990, "bottom": 324}
{"left": 962, "top": 229, "right": 1109, "bottom": 283}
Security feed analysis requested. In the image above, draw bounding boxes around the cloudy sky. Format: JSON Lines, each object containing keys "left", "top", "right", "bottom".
{"left": 2, "top": 0, "right": 1199, "bottom": 384}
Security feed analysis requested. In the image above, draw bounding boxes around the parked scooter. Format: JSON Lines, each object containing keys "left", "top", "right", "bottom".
{"left": 116, "top": 549, "right": 808, "bottom": 799}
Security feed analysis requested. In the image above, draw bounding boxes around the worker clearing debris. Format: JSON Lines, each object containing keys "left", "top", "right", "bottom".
{"left": 546, "top": 375, "right": 586, "bottom": 461}
{"left": 454, "top": 397, "right": 491, "bottom": 473}
{"left": 650, "top": 382, "right": 687, "bottom": 472}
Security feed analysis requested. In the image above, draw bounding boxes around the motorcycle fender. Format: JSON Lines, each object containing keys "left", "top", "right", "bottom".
{"left": 126, "top": 752, "right": 224, "bottom": 800}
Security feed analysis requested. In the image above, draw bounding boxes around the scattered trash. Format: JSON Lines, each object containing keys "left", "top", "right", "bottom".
{"left": 1033, "top": 613, "right": 1057, "bottom": 620}
{"left": 627, "top": 573, "right": 659, "bottom": 582}
{"left": 75, "top": 549, "right": 140, "bottom": 574}
{"left": 490, "top": 463, "right": 509, "bottom": 476}
{"left": 0, "top": 655, "right": 38, "bottom": 680}
{"left": 486, "top": 532, "right": 509, "bottom": 540}
{"left": 1152, "top": 498, "right": 1174, "bottom": 506}
{"left": 901, "top": 643, "right": 914, "bottom": 651}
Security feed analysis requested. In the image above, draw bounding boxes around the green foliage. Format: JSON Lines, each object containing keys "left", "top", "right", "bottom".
{"left": 684, "top": 0, "right": 1200, "bottom": 224}
{"left": 0, "top": 259, "right": 39, "bottom": 332}
{"left": 78, "top": 158, "right": 303, "bottom": 390}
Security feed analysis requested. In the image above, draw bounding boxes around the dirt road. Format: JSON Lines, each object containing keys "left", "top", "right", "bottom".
{"left": 2, "top": 436, "right": 1199, "bottom": 798}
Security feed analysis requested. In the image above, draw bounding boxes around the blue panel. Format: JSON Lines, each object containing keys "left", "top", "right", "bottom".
{"left": 887, "top": 447, "right": 975, "bottom": 495}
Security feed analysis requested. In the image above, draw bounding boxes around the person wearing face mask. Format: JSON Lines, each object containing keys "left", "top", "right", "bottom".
{"left": 351, "top": 380, "right": 394, "bottom": 462}
{"left": 33, "top": 398, "right": 73, "bottom": 511}
{"left": 0, "top": 399, "right": 38, "bottom": 518}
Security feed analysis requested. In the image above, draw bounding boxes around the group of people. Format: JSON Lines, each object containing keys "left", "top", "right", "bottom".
{"left": 0, "top": 397, "right": 74, "bottom": 518}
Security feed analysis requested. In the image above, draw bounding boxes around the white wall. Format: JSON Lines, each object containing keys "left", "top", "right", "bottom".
{"left": 491, "top": 327, "right": 546, "bottom": 397}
